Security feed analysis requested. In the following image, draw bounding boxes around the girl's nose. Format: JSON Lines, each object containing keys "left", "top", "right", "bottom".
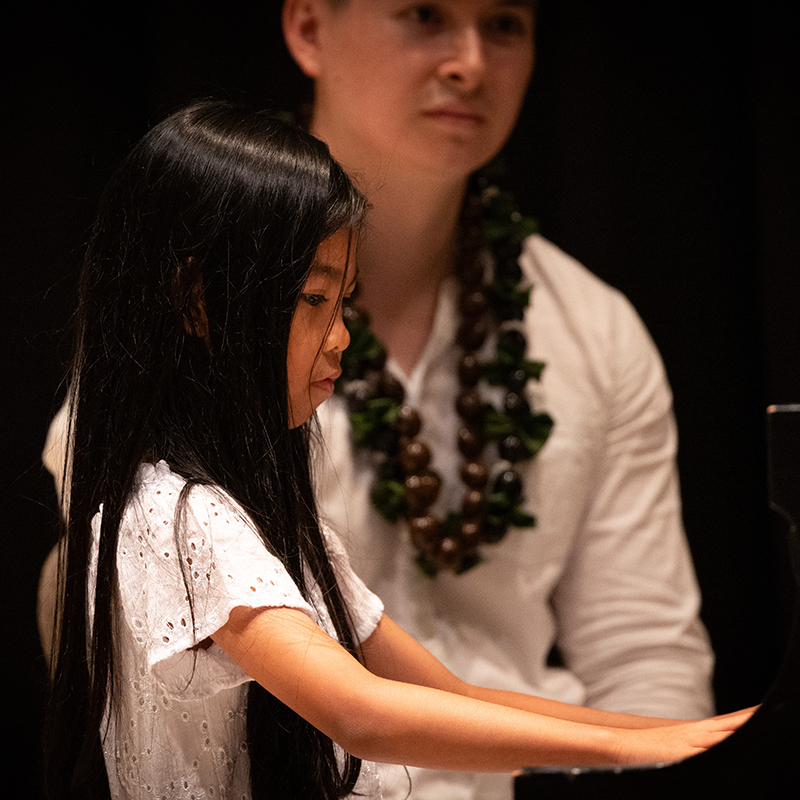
{"left": 438, "top": 26, "right": 486, "bottom": 92}
{"left": 329, "top": 309, "right": 351, "bottom": 354}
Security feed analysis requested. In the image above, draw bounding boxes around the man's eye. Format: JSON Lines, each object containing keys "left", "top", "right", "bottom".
{"left": 415, "top": 6, "right": 438, "bottom": 23}
{"left": 486, "top": 13, "right": 528, "bottom": 39}
{"left": 301, "top": 293, "right": 327, "bottom": 307}
{"left": 404, "top": 4, "right": 442, "bottom": 26}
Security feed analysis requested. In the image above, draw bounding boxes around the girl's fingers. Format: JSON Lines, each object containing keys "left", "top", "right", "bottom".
{"left": 712, "top": 705, "right": 759, "bottom": 722}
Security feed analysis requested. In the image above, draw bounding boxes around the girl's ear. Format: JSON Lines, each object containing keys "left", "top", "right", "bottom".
{"left": 173, "top": 258, "right": 210, "bottom": 344}
{"left": 282, "top": 0, "right": 326, "bottom": 79}
{"left": 184, "top": 280, "right": 210, "bottom": 344}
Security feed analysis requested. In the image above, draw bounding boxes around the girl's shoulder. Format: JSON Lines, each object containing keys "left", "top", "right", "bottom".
{"left": 115, "top": 462, "right": 296, "bottom": 600}
{"left": 134, "top": 460, "right": 188, "bottom": 506}
{"left": 119, "top": 461, "right": 254, "bottom": 549}
{"left": 134, "top": 461, "right": 241, "bottom": 516}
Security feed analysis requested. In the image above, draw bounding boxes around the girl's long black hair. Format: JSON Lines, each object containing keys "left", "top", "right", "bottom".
{"left": 44, "top": 99, "right": 367, "bottom": 799}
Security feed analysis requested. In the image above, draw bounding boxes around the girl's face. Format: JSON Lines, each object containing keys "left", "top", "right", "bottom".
{"left": 294, "top": 0, "right": 535, "bottom": 180}
{"left": 286, "top": 229, "right": 356, "bottom": 428}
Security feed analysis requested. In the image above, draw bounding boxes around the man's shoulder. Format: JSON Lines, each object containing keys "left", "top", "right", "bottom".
{"left": 520, "top": 235, "right": 665, "bottom": 389}
{"left": 522, "top": 234, "right": 625, "bottom": 305}
{"left": 521, "top": 234, "right": 643, "bottom": 328}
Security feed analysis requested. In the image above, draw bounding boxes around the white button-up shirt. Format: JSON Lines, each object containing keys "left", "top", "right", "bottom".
{"left": 315, "top": 234, "right": 714, "bottom": 800}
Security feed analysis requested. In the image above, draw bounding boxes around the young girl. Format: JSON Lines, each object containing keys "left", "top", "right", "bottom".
{"left": 44, "top": 100, "right": 750, "bottom": 800}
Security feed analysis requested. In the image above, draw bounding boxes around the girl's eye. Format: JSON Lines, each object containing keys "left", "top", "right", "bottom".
{"left": 301, "top": 293, "right": 327, "bottom": 308}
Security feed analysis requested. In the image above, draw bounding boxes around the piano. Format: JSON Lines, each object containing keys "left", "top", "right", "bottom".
{"left": 515, "top": 404, "right": 800, "bottom": 798}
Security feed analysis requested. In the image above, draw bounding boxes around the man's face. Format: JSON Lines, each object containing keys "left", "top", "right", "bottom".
{"left": 301, "top": 0, "right": 536, "bottom": 179}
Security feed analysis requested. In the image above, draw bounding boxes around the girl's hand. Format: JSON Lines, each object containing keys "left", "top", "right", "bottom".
{"left": 614, "top": 707, "right": 756, "bottom": 765}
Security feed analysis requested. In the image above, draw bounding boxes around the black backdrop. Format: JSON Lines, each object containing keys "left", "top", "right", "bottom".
{"left": 3, "top": 2, "right": 798, "bottom": 794}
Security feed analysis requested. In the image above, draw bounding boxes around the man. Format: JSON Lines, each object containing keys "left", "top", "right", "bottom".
{"left": 282, "top": 1, "right": 714, "bottom": 797}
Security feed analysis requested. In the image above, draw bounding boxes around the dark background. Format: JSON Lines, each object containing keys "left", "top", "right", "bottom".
{"left": 3, "top": 1, "right": 798, "bottom": 794}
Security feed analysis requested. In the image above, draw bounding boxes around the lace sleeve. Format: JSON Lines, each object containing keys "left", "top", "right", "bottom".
{"left": 114, "top": 474, "right": 315, "bottom": 698}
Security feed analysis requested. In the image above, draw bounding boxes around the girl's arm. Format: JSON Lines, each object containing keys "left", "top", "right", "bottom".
{"left": 212, "top": 608, "right": 750, "bottom": 771}
{"left": 360, "top": 614, "right": 729, "bottom": 730}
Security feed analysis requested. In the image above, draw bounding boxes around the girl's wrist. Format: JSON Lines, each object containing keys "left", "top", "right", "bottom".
{"left": 550, "top": 723, "right": 626, "bottom": 767}
{"left": 594, "top": 725, "right": 627, "bottom": 766}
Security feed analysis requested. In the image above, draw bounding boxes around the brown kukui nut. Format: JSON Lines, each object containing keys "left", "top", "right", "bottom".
{"left": 458, "top": 353, "right": 482, "bottom": 386}
{"left": 436, "top": 537, "right": 462, "bottom": 570}
{"left": 405, "top": 471, "right": 442, "bottom": 512}
{"left": 409, "top": 516, "right": 441, "bottom": 553}
{"left": 456, "top": 389, "right": 483, "bottom": 421}
{"left": 457, "top": 426, "right": 484, "bottom": 458}
{"left": 460, "top": 461, "right": 488, "bottom": 489}
{"left": 461, "top": 488, "right": 485, "bottom": 518}
{"left": 460, "top": 520, "right": 482, "bottom": 549}
{"left": 400, "top": 440, "right": 431, "bottom": 474}
{"left": 396, "top": 405, "right": 422, "bottom": 437}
